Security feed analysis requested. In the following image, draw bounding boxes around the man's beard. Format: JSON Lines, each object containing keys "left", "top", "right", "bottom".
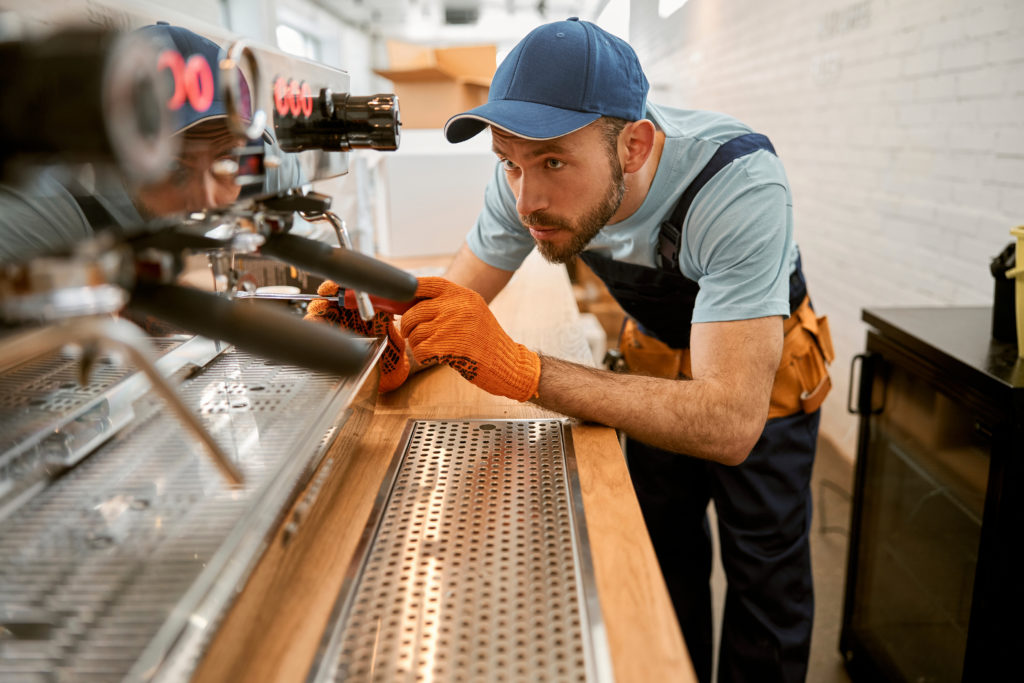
{"left": 521, "top": 162, "right": 627, "bottom": 264}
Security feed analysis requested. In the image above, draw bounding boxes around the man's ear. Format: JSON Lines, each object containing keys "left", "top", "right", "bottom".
{"left": 620, "top": 119, "right": 657, "bottom": 174}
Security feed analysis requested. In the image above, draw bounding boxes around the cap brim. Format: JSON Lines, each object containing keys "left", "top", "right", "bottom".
{"left": 176, "top": 112, "right": 227, "bottom": 134}
{"left": 175, "top": 113, "right": 273, "bottom": 145}
{"left": 444, "top": 100, "right": 601, "bottom": 143}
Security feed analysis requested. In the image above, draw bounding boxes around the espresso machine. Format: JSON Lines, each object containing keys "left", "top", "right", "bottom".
{"left": 0, "top": 2, "right": 415, "bottom": 679}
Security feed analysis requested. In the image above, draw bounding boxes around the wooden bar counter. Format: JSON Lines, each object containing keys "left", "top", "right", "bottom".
{"left": 193, "top": 253, "right": 694, "bottom": 682}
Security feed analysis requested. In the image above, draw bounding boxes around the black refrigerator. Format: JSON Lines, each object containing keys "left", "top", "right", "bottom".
{"left": 842, "top": 307, "right": 1023, "bottom": 683}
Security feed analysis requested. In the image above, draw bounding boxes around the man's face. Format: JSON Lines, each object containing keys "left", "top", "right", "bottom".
{"left": 134, "top": 119, "right": 245, "bottom": 217}
{"left": 491, "top": 121, "right": 626, "bottom": 264}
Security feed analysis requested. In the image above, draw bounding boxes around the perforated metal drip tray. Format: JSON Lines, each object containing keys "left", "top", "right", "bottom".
{"left": 310, "top": 419, "right": 614, "bottom": 683}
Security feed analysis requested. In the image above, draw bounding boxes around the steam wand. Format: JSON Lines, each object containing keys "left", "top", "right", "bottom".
{"left": 320, "top": 212, "right": 375, "bottom": 321}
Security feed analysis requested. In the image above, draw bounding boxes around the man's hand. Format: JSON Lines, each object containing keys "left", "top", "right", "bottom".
{"left": 400, "top": 277, "right": 541, "bottom": 401}
{"left": 303, "top": 280, "right": 410, "bottom": 392}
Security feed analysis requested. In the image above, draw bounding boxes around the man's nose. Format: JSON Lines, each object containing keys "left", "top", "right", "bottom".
{"left": 202, "top": 172, "right": 222, "bottom": 208}
{"left": 181, "top": 173, "right": 214, "bottom": 212}
{"left": 514, "top": 173, "right": 548, "bottom": 216}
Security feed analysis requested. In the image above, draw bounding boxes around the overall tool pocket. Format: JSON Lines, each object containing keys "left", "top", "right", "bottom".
{"left": 769, "top": 296, "right": 835, "bottom": 418}
{"left": 617, "top": 318, "right": 683, "bottom": 378}
{"left": 612, "top": 297, "right": 835, "bottom": 419}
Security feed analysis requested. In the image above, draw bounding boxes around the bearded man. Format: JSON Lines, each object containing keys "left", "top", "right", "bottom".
{"left": 312, "top": 17, "right": 834, "bottom": 683}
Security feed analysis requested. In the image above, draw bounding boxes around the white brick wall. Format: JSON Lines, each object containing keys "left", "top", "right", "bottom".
{"left": 628, "top": 0, "right": 1024, "bottom": 460}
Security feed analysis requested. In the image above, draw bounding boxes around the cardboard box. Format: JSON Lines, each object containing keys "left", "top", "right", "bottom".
{"left": 374, "top": 41, "right": 496, "bottom": 130}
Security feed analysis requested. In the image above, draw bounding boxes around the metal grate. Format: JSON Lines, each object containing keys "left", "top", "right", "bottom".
{"left": 0, "top": 338, "right": 382, "bottom": 682}
{"left": 0, "top": 337, "right": 183, "bottom": 449}
{"left": 0, "top": 336, "right": 198, "bottom": 520}
{"left": 311, "top": 419, "right": 613, "bottom": 683}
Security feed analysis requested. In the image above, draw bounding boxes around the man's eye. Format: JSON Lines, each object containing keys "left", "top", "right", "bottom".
{"left": 500, "top": 159, "right": 518, "bottom": 171}
{"left": 168, "top": 161, "right": 191, "bottom": 186}
{"left": 545, "top": 159, "right": 565, "bottom": 169}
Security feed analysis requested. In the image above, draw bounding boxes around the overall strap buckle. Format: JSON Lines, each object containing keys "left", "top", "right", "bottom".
{"left": 657, "top": 132, "right": 777, "bottom": 271}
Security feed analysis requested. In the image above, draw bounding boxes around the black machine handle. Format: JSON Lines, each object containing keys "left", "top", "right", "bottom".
{"left": 128, "top": 284, "right": 370, "bottom": 377}
{"left": 259, "top": 233, "right": 418, "bottom": 302}
{"left": 847, "top": 353, "right": 886, "bottom": 416}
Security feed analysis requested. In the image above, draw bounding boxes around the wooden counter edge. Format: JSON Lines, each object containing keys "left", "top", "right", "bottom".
{"left": 573, "top": 423, "right": 695, "bottom": 683}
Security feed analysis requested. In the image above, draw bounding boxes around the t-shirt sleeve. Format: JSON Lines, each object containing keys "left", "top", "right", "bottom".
{"left": 465, "top": 162, "right": 536, "bottom": 272}
{"left": 683, "top": 155, "right": 793, "bottom": 324}
{"left": 0, "top": 174, "right": 93, "bottom": 263}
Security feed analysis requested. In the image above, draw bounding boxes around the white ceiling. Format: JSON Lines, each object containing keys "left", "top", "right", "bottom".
{"left": 313, "top": 0, "right": 609, "bottom": 43}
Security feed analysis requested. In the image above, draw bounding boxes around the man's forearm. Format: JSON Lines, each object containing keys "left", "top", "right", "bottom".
{"left": 399, "top": 277, "right": 779, "bottom": 462}
{"left": 530, "top": 354, "right": 768, "bottom": 465}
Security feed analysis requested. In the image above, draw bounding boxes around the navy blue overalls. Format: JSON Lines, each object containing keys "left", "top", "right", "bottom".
{"left": 579, "top": 134, "right": 818, "bottom": 683}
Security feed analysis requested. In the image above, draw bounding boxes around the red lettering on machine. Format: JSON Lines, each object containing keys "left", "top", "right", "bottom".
{"left": 273, "top": 77, "right": 314, "bottom": 119}
{"left": 156, "top": 49, "right": 215, "bottom": 112}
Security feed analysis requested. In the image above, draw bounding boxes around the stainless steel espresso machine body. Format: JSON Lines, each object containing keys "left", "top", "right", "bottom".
{"left": 0, "top": 2, "right": 413, "bottom": 679}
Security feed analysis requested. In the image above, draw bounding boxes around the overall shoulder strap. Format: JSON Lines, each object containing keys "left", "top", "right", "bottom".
{"left": 657, "top": 132, "right": 776, "bottom": 270}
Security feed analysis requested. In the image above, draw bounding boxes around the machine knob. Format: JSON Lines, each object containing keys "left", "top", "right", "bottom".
{"left": 332, "top": 93, "right": 401, "bottom": 151}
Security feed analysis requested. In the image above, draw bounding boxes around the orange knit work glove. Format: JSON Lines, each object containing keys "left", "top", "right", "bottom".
{"left": 303, "top": 280, "right": 410, "bottom": 392}
{"left": 400, "top": 277, "right": 541, "bottom": 401}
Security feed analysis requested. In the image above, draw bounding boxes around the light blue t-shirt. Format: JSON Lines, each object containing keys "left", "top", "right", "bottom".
{"left": 466, "top": 102, "right": 799, "bottom": 324}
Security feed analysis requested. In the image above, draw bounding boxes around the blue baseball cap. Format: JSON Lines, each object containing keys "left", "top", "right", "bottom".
{"left": 444, "top": 18, "right": 649, "bottom": 143}
{"left": 135, "top": 22, "right": 252, "bottom": 134}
